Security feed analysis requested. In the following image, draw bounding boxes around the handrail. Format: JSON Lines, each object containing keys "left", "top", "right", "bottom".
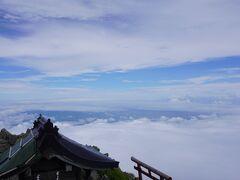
{"left": 131, "top": 157, "right": 172, "bottom": 180}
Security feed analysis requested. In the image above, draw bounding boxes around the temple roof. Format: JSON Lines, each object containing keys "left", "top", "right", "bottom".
{"left": 0, "top": 116, "right": 119, "bottom": 177}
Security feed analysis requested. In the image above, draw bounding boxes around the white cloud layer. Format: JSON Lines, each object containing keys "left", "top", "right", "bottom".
{"left": 4, "top": 112, "right": 240, "bottom": 180}
{"left": 46, "top": 117, "right": 240, "bottom": 180}
{"left": 0, "top": 0, "right": 240, "bottom": 76}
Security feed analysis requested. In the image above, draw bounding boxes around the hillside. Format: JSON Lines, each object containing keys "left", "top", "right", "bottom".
{"left": 0, "top": 128, "right": 29, "bottom": 153}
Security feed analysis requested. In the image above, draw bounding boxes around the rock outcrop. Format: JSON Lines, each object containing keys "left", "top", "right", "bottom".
{"left": 0, "top": 128, "right": 28, "bottom": 153}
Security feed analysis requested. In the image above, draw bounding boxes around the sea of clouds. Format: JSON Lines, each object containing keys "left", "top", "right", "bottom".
{"left": 0, "top": 109, "right": 239, "bottom": 180}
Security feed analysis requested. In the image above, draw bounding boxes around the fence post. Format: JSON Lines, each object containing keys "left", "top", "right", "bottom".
{"left": 137, "top": 164, "right": 143, "bottom": 180}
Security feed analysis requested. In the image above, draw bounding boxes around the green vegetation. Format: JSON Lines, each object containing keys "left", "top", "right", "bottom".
{"left": 90, "top": 145, "right": 136, "bottom": 179}
{"left": 98, "top": 168, "right": 135, "bottom": 180}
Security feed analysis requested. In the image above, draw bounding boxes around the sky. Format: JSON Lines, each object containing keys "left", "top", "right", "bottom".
{"left": 0, "top": 0, "right": 240, "bottom": 112}
{"left": 0, "top": 0, "right": 240, "bottom": 179}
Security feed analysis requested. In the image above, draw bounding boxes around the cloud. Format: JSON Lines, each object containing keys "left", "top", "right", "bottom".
{"left": 0, "top": 106, "right": 238, "bottom": 180}
{"left": 56, "top": 116, "right": 240, "bottom": 180}
{"left": 122, "top": 80, "right": 142, "bottom": 83}
{"left": 0, "top": 0, "right": 122, "bottom": 20}
{"left": 79, "top": 78, "right": 97, "bottom": 82}
{"left": 0, "top": 76, "right": 239, "bottom": 113}
{"left": 0, "top": 26, "right": 165, "bottom": 76}
{"left": 3, "top": 111, "right": 239, "bottom": 180}
{"left": 160, "top": 72, "right": 240, "bottom": 85}
{"left": 0, "top": 0, "right": 239, "bottom": 76}
{"left": 212, "top": 67, "right": 240, "bottom": 74}
{"left": 0, "top": 109, "right": 36, "bottom": 133}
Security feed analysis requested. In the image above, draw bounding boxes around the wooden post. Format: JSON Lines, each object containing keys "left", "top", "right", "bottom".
{"left": 137, "top": 164, "right": 143, "bottom": 180}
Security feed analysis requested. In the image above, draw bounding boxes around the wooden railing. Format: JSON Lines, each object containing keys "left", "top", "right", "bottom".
{"left": 131, "top": 157, "right": 172, "bottom": 180}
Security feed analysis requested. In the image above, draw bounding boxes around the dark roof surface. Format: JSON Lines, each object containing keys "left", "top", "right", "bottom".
{"left": 0, "top": 116, "right": 119, "bottom": 177}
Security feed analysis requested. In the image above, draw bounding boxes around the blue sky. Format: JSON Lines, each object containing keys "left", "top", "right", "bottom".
{"left": 0, "top": 0, "right": 240, "bottom": 112}
{"left": 1, "top": 56, "right": 240, "bottom": 89}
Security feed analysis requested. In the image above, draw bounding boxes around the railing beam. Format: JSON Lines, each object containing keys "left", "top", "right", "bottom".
{"left": 131, "top": 156, "right": 172, "bottom": 180}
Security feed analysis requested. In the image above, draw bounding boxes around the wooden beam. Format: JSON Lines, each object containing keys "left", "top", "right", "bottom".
{"left": 131, "top": 157, "right": 172, "bottom": 180}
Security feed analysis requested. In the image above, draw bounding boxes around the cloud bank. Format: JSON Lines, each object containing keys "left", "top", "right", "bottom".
{"left": 56, "top": 116, "right": 240, "bottom": 180}
{"left": 2, "top": 110, "right": 239, "bottom": 180}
